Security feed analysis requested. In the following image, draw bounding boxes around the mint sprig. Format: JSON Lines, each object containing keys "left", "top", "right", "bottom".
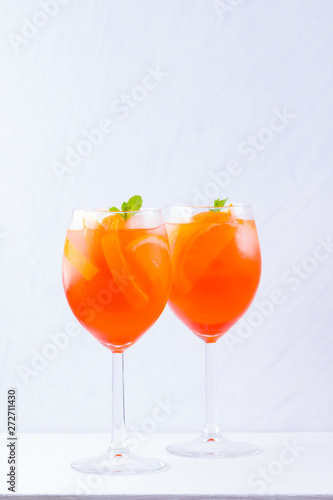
{"left": 210, "top": 197, "right": 229, "bottom": 212}
{"left": 109, "top": 195, "right": 143, "bottom": 221}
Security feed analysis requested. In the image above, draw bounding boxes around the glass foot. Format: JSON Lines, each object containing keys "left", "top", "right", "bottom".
{"left": 166, "top": 433, "right": 259, "bottom": 458}
{"left": 71, "top": 450, "right": 168, "bottom": 475}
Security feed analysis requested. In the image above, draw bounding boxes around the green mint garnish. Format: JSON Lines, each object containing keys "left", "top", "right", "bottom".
{"left": 109, "top": 195, "right": 143, "bottom": 221}
{"left": 210, "top": 197, "right": 229, "bottom": 212}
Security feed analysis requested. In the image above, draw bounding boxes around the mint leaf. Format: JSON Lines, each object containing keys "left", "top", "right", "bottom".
{"left": 109, "top": 195, "right": 143, "bottom": 221}
{"left": 127, "top": 195, "right": 142, "bottom": 212}
{"left": 214, "top": 197, "right": 228, "bottom": 207}
{"left": 210, "top": 197, "right": 229, "bottom": 212}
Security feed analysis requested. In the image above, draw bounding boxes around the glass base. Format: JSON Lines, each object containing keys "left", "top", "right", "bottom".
{"left": 166, "top": 432, "right": 259, "bottom": 458}
{"left": 71, "top": 450, "right": 168, "bottom": 475}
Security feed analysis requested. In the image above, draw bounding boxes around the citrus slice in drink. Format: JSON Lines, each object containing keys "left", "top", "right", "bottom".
{"left": 101, "top": 215, "right": 149, "bottom": 311}
{"left": 82, "top": 218, "right": 108, "bottom": 270}
{"left": 173, "top": 212, "right": 236, "bottom": 293}
{"left": 100, "top": 214, "right": 121, "bottom": 230}
{"left": 64, "top": 238, "right": 99, "bottom": 281}
{"left": 125, "top": 234, "right": 170, "bottom": 282}
{"left": 191, "top": 208, "right": 232, "bottom": 224}
{"left": 83, "top": 228, "right": 105, "bottom": 269}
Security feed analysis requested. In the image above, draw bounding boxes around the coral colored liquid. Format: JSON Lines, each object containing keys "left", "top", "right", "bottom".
{"left": 63, "top": 221, "right": 171, "bottom": 352}
{"left": 167, "top": 211, "right": 261, "bottom": 342}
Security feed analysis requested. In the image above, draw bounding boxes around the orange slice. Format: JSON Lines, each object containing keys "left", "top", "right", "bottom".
{"left": 101, "top": 214, "right": 122, "bottom": 230}
{"left": 125, "top": 235, "right": 170, "bottom": 281}
{"left": 192, "top": 209, "right": 232, "bottom": 224}
{"left": 83, "top": 218, "right": 107, "bottom": 270}
{"left": 64, "top": 238, "right": 99, "bottom": 281}
{"left": 128, "top": 234, "right": 169, "bottom": 255}
{"left": 173, "top": 218, "right": 236, "bottom": 293}
{"left": 101, "top": 216, "right": 149, "bottom": 311}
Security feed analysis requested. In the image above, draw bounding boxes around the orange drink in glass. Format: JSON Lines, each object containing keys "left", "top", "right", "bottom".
{"left": 63, "top": 212, "right": 171, "bottom": 352}
{"left": 166, "top": 204, "right": 261, "bottom": 458}
{"left": 62, "top": 208, "right": 171, "bottom": 474}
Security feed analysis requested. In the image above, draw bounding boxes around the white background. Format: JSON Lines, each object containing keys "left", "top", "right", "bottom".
{"left": 0, "top": 0, "right": 332, "bottom": 435}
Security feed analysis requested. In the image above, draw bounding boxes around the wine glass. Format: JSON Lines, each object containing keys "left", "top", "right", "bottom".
{"left": 165, "top": 204, "right": 261, "bottom": 458}
{"left": 62, "top": 208, "right": 172, "bottom": 474}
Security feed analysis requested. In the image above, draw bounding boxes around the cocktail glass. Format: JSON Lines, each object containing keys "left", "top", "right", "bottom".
{"left": 62, "top": 208, "right": 172, "bottom": 474}
{"left": 166, "top": 204, "right": 261, "bottom": 458}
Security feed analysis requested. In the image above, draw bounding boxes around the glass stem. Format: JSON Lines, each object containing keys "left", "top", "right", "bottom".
{"left": 108, "top": 352, "right": 128, "bottom": 454}
{"left": 203, "top": 342, "right": 221, "bottom": 437}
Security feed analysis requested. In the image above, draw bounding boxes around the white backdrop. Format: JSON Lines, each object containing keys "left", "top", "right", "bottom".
{"left": 0, "top": 0, "right": 332, "bottom": 434}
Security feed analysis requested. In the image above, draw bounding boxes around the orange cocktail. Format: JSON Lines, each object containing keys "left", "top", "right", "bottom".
{"left": 62, "top": 203, "right": 172, "bottom": 475}
{"left": 166, "top": 203, "right": 261, "bottom": 459}
{"left": 63, "top": 211, "right": 171, "bottom": 352}
{"left": 167, "top": 207, "right": 261, "bottom": 342}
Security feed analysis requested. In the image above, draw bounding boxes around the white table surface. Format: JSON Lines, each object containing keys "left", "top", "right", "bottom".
{"left": 1, "top": 433, "right": 332, "bottom": 499}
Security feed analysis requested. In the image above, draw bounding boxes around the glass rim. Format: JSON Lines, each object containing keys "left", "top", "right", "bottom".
{"left": 71, "top": 208, "right": 163, "bottom": 215}
{"left": 167, "top": 203, "right": 252, "bottom": 209}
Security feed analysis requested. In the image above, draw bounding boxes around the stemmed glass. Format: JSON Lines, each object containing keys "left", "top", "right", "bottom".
{"left": 165, "top": 204, "right": 261, "bottom": 458}
{"left": 62, "top": 208, "right": 172, "bottom": 474}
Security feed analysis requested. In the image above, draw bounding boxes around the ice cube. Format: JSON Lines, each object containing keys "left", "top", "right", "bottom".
{"left": 126, "top": 211, "right": 161, "bottom": 229}
{"left": 169, "top": 206, "right": 192, "bottom": 223}
{"left": 69, "top": 210, "right": 102, "bottom": 230}
{"left": 236, "top": 222, "right": 259, "bottom": 259}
